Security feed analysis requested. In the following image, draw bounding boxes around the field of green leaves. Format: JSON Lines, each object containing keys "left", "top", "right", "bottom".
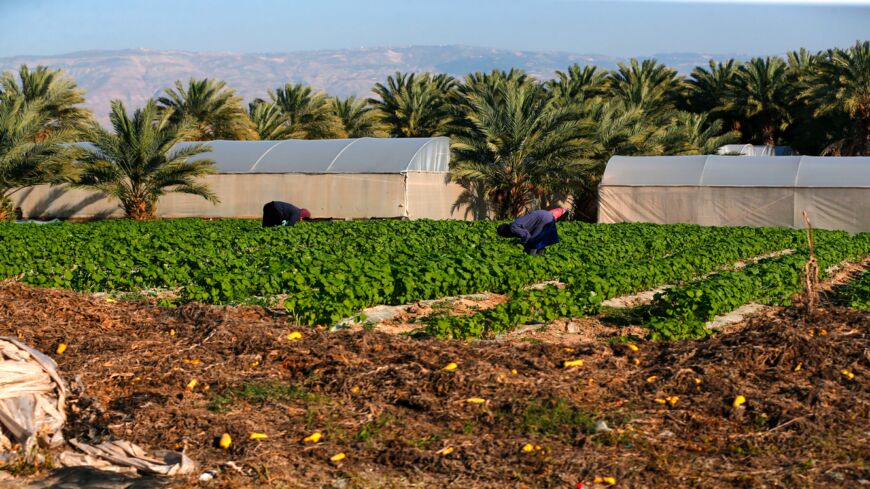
{"left": 1, "top": 219, "right": 868, "bottom": 340}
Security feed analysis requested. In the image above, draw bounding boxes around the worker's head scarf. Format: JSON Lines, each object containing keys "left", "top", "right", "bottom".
{"left": 299, "top": 208, "right": 311, "bottom": 221}
{"left": 548, "top": 208, "right": 565, "bottom": 221}
{"left": 496, "top": 224, "right": 514, "bottom": 238}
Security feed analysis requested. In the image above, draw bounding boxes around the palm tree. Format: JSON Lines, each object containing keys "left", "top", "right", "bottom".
{"left": 782, "top": 48, "right": 834, "bottom": 155}
{"left": 667, "top": 112, "right": 739, "bottom": 155}
{"left": 332, "top": 96, "right": 383, "bottom": 138}
{"left": 684, "top": 60, "right": 738, "bottom": 124}
{"left": 727, "top": 57, "right": 793, "bottom": 145}
{"left": 607, "top": 59, "right": 681, "bottom": 118}
{"left": 76, "top": 100, "right": 218, "bottom": 220}
{"left": 801, "top": 41, "right": 870, "bottom": 155}
{"left": 786, "top": 48, "right": 819, "bottom": 78}
{"left": 157, "top": 78, "right": 257, "bottom": 141}
{"left": 369, "top": 72, "right": 455, "bottom": 137}
{"left": 270, "top": 83, "right": 342, "bottom": 139}
{"left": 0, "top": 64, "right": 93, "bottom": 136}
{"left": 576, "top": 100, "right": 672, "bottom": 173}
{"left": 248, "top": 99, "right": 294, "bottom": 140}
{"left": 0, "top": 96, "right": 80, "bottom": 220}
{"left": 459, "top": 69, "right": 530, "bottom": 94}
{"left": 547, "top": 64, "right": 607, "bottom": 107}
{"left": 450, "top": 78, "right": 585, "bottom": 218}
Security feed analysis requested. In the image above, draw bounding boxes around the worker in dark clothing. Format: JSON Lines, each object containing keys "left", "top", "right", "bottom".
{"left": 262, "top": 201, "right": 311, "bottom": 227}
{"left": 497, "top": 208, "right": 565, "bottom": 255}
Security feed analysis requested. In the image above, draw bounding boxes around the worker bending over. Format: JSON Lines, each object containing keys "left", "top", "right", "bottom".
{"left": 497, "top": 208, "right": 565, "bottom": 255}
{"left": 262, "top": 201, "right": 311, "bottom": 227}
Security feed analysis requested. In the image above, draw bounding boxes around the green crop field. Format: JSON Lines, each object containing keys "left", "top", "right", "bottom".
{"left": 2, "top": 219, "right": 868, "bottom": 340}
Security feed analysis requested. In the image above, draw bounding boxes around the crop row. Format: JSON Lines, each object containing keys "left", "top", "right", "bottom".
{"left": 844, "top": 270, "right": 870, "bottom": 311}
{"left": 648, "top": 231, "right": 870, "bottom": 339}
{"left": 422, "top": 227, "right": 810, "bottom": 339}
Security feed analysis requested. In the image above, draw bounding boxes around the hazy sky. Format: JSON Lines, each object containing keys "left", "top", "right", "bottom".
{"left": 0, "top": 0, "right": 867, "bottom": 57}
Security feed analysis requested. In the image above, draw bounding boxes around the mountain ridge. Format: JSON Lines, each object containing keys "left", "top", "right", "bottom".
{"left": 0, "top": 45, "right": 750, "bottom": 124}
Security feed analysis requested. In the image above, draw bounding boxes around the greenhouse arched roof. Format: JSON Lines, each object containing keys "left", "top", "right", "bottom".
{"left": 175, "top": 137, "right": 450, "bottom": 174}
{"left": 601, "top": 155, "right": 870, "bottom": 188}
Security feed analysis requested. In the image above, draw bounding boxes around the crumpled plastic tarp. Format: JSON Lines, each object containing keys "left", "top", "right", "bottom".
{"left": 60, "top": 439, "right": 196, "bottom": 476}
{"left": 0, "top": 337, "right": 67, "bottom": 459}
{"left": 0, "top": 337, "right": 195, "bottom": 481}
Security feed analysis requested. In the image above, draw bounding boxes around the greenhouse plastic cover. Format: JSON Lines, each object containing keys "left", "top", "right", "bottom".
{"left": 599, "top": 156, "right": 870, "bottom": 232}
{"left": 601, "top": 155, "right": 870, "bottom": 187}
{"left": 175, "top": 137, "right": 451, "bottom": 174}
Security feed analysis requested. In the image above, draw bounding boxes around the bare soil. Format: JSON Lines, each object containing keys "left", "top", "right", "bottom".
{"left": 0, "top": 281, "right": 868, "bottom": 488}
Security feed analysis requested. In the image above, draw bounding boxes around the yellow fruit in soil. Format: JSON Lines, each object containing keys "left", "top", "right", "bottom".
{"left": 304, "top": 432, "right": 322, "bottom": 443}
{"left": 522, "top": 443, "right": 535, "bottom": 453}
{"left": 249, "top": 432, "right": 268, "bottom": 440}
{"left": 219, "top": 433, "right": 232, "bottom": 449}
{"left": 437, "top": 446, "right": 454, "bottom": 455}
{"left": 563, "top": 359, "right": 584, "bottom": 368}
{"left": 465, "top": 397, "right": 485, "bottom": 404}
{"left": 733, "top": 395, "right": 746, "bottom": 407}
{"left": 185, "top": 379, "right": 197, "bottom": 391}
{"left": 646, "top": 375, "right": 657, "bottom": 383}
{"left": 287, "top": 331, "right": 303, "bottom": 341}
{"left": 330, "top": 453, "right": 346, "bottom": 462}
{"left": 442, "top": 362, "right": 458, "bottom": 371}
{"left": 56, "top": 343, "right": 67, "bottom": 355}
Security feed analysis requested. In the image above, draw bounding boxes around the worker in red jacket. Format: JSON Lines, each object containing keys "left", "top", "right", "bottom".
{"left": 262, "top": 201, "right": 311, "bottom": 227}
{"left": 497, "top": 208, "right": 565, "bottom": 255}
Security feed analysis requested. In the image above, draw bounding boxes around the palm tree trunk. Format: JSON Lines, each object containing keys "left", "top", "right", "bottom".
{"left": 0, "top": 197, "right": 12, "bottom": 222}
{"left": 864, "top": 114, "right": 870, "bottom": 156}
{"left": 763, "top": 125, "right": 776, "bottom": 146}
{"left": 125, "top": 199, "right": 156, "bottom": 220}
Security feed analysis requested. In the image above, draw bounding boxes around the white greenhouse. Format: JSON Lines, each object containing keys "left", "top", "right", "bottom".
{"left": 14, "top": 137, "right": 472, "bottom": 220}
{"left": 598, "top": 155, "right": 870, "bottom": 233}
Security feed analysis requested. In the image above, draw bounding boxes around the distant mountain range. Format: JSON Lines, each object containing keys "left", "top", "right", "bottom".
{"left": 0, "top": 46, "right": 749, "bottom": 125}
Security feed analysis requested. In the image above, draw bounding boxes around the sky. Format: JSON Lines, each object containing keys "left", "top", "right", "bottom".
{"left": 0, "top": 0, "right": 867, "bottom": 58}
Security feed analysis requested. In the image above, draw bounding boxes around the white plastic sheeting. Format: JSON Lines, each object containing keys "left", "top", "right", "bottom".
{"left": 599, "top": 156, "right": 870, "bottom": 233}
{"left": 61, "top": 439, "right": 196, "bottom": 476}
{"left": 178, "top": 137, "right": 451, "bottom": 174}
{"left": 0, "top": 337, "right": 67, "bottom": 461}
{"left": 716, "top": 144, "right": 796, "bottom": 156}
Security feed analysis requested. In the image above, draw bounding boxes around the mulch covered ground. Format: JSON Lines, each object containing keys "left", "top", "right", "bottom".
{"left": 0, "top": 280, "right": 867, "bottom": 488}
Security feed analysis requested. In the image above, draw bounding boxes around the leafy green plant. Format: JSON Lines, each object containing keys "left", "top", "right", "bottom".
{"left": 844, "top": 270, "right": 870, "bottom": 310}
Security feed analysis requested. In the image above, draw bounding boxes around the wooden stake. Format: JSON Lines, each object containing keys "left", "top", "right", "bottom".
{"left": 802, "top": 211, "right": 819, "bottom": 320}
